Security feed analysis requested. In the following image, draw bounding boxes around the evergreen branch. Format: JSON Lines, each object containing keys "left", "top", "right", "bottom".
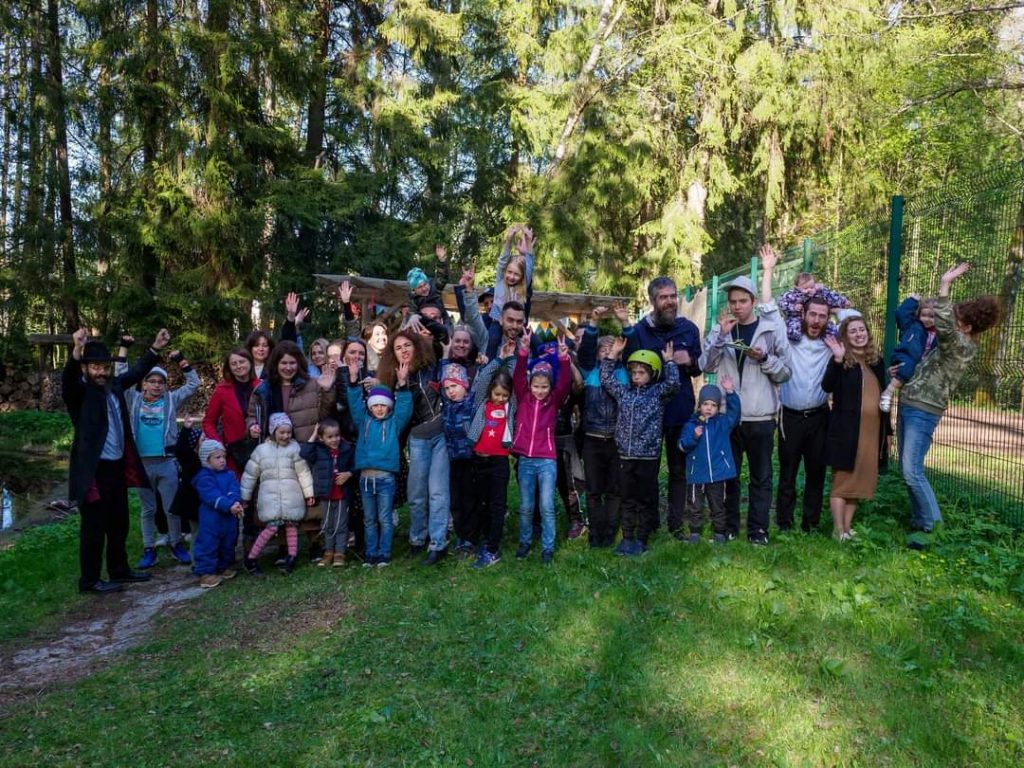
{"left": 894, "top": 78, "right": 1024, "bottom": 114}
{"left": 898, "top": 2, "right": 1024, "bottom": 20}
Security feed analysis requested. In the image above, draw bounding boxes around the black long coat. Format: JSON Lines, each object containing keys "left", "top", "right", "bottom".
{"left": 821, "top": 357, "right": 892, "bottom": 472}
{"left": 62, "top": 349, "right": 159, "bottom": 504}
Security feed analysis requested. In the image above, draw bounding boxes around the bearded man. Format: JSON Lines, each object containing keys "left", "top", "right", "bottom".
{"left": 63, "top": 327, "right": 169, "bottom": 593}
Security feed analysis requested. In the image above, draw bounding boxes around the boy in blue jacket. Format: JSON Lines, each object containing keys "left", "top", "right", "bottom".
{"left": 191, "top": 440, "right": 244, "bottom": 588}
{"left": 879, "top": 295, "right": 937, "bottom": 413}
{"left": 679, "top": 376, "right": 740, "bottom": 544}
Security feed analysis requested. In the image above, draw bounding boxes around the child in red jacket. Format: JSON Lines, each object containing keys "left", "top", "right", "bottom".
{"left": 511, "top": 329, "right": 572, "bottom": 564}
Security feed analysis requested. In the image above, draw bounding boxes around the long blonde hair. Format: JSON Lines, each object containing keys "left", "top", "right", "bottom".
{"left": 838, "top": 317, "right": 880, "bottom": 369}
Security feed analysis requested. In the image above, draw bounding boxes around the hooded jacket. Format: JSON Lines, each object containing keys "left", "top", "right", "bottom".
{"left": 240, "top": 440, "right": 315, "bottom": 524}
{"left": 347, "top": 384, "right": 413, "bottom": 472}
{"left": 600, "top": 356, "right": 680, "bottom": 459}
{"left": 699, "top": 307, "right": 791, "bottom": 421}
{"left": 466, "top": 356, "right": 518, "bottom": 448}
{"left": 510, "top": 347, "right": 572, "bottom": 459}
{"left": 118, "top": 362, "right": 201, "bottom": 453}
{"left": 679, "top": 391, "right": 741, "bottom": 484}
{"left": 192, "top": 466, "right": 243, "bottom": 518}
{"left": 577, "top": 326, "right": 627, "bottom": 438}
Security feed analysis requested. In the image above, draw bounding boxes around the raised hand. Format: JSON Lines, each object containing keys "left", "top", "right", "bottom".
{"left": 610, "top": 336, "right": 628, "bottom": 359}
{"left": 440, "top": 337, "right": 452, "bottom": 360}
{"left": 519, "top": 326, "right": 533, "bottom": 351}
{"left": 397, "top": 361, "right": 410, "bottom": 387}
{"left": 435, "top": 244, "right": 447, "bottom": 262}
{"left": 316, "top": 360, "right": 338, "bottom": 390}
{"left": 759, "top": 243, "right": 778, "bottom": 271}
{"left": 285, "top": 291, "right": 300, "bottom": 321}
{"left": 460, "top": 267, "right": 476, "bottom": 291}
{"left": 718, "top": 311, "right": 737, "bottom": 335}
{"left": 591, "top": 306, "right": 608, "bottom": 325}
{"left": 348, "top": 360, "right": 361, "bottom": 384}
{"left": 824, "top": 335, "right": 845, "bottom": 362}
{"left": 662, "top": 340, "right": 675, "bottom": 362}
{"left": 503, "top": 224, "right": 522, "bottom": 247}
{"left": 309, "top": 424, "right": 320, "bottom": 443}
{"left": 153, "top": 328, "right": 171, "bottom": 350}
{"left": 119, "top": 334, "right": 135, "bottom": 348}
{"left": 720, "top": 374, "right": 735, "bottom": 393}
{"left": 557, "top": 334, "right": 570, "bottom": 359}
{"left": 337, "top": 280, "right": 353, "bottom": 305}
{"left": 942, "top": 262, "right": 970, "bottom": 284}
{"left": 295, "top": 307, "right": 311, "bottom": 326}
{"left": 612, "top": 302, "right": 630, "bottom": 324}
{"left": 516, "top": 226, "right": 535, "bottom": 257}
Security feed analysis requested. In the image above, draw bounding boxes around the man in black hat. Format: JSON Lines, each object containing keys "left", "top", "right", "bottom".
{"left": 63, "top": 327, "right": 170, "bottom": 593}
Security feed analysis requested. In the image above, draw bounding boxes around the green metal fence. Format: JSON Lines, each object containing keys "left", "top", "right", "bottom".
{"left": 693, "top": 161, "right": 1024, "bottom": 526}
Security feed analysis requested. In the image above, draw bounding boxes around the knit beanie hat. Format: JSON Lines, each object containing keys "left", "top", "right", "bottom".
{"left": 529, "top": 361, "right": 554, "bottom": 382}
{"left": 407, "top": 267, "right": 429, "bottom": 290}
{"left": 367, "top": 386, "right": 395, "bottom": 410}
{"left": 145, "top": 366, "right": 168, "bottom": 381}
{"left": 198, "top": 439, "right": 226, "bottom": 466}
{"left": 442, "top": 363, "right": 469, "bottom": 391}
{"left": 268, "top": 412, "right": 293, "bottom": 435}
{"left": 698, "top": 384, "right": 722, "bottom": 406}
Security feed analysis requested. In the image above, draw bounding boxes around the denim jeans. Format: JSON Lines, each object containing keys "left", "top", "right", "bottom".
{"left": 361, "top": 473, "right": 396, "bottom": 558}
{"left": 408, "top": 433, "right": 451, "bottom": 552}
{"left": 518, "top": 457, "right": 557, "bottom": 551}
{"left": 898, "top": 405, "right": 943, "bottom": 530}
{"left": 138, "top": 457, "right": 182, "bottom": 547}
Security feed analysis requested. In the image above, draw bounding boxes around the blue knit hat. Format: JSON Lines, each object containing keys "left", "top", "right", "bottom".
{"left": 407, "top": 268, "right": 429, "bottom": 290}
{"left": 367, "top": 386, "right": 395, "bottom": 410}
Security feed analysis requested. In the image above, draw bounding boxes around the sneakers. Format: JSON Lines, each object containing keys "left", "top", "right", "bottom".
{"left": 541, "top": 549, "right": 554, "bottom": 565}
{"left": 219, "top": 569, "right": 237, "bottom": 580}
{"left": 309, "top": 543, "right": 325, "bottom": 564}
{"left": 422, "top": 548, "right": 447, "bottom": 567}
{"left": 154, "top": 534, "right": 169, "bottom": 548}
{"left": 170, "top": 542, "right": 192, "bottom": 565}
{"left": 749, "top": 529, "right": 769, "bottom": 546}
{"left": 317, "top": 550, "right": 335, "bottom": 568}
{"left": 332, "top": 553, "right": 346, "bottom": 568}
{"left": 472, "top": 550, "right": 502, "bottom": 569}
{"left": 280, "top": 555, "right": 297, "bottom": 574}
{"left": 613, "top": 539, "right": 634, "bottom": 557}
{"left": 244, "top": 557, "right": 262, "bottom": 576}
{"left": 686, "top": 533, "right": 702, "bottom": 545}
{"left": 137, "top": 547, "right": 158, "bottom": 570}
{"left": 515, "top": 542, "right": 531, "bottom": 560}
{"left": 200, "top": 574, "right": 222, "bottom": 589}
{"left": 567, "top": 520, "right": 586, "bottom": 540}
{"left": 363, "top": 555, "right": 378, "bottom": 568}
{"left": 712, "top": 533, "right": 728, "bottom": 545}
{"left": 376, "top": 557, "right": 391, "bottom": 568}
{"left": 455, "top": 541, "right": 475, "bottom": 559}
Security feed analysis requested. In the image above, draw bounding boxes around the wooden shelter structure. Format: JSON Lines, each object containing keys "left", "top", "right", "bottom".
{"left": 314, "top": 274, "right": 632, "bottom": 324}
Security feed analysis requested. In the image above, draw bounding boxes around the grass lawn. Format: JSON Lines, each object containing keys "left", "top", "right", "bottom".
{"left": 1, "top": 413, "right": 1023, "bottom": 766}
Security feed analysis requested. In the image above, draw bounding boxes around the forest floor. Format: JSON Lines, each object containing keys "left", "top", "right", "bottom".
{"left": 1, "top": 413, "right": 1023, "bottom": 767}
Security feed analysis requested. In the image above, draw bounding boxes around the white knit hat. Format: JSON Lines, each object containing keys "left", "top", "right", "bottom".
{"left": 268, "top": 412, "right": 293, "bottom": 435}
{"left": 198, "top": 439, "right": 226, "bottom": 466}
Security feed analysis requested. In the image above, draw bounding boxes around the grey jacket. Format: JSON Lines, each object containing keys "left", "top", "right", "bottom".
{"left": 117, "top": 361, "right": 201, "bottom": 454}
{"left": 466, "top": 356, "right": 517, "bottom": 446}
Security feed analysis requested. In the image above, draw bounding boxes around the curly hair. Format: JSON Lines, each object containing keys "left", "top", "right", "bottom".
{"left": 838, "top": 317, "right": 880, "bottom": 369}
{"left": 375, "top": 329, "right": 436, "bottom": 389}
{"left": 955, "top": 296, "right": 1001, "bottom": 335}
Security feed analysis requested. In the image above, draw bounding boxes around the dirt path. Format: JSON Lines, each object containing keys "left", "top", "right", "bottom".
{"left": 0, "top": 568, "right": 205, "bottom": 708}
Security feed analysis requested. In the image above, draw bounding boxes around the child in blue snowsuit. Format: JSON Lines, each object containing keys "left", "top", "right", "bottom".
{"left": 191, "top": 439, "right": 243, "bottom": 587}
{"left": 879, "top": 295, "right": 938, "bottom": 413}
{"left": 679, "top": 377, "right": 741, "bottom": 544}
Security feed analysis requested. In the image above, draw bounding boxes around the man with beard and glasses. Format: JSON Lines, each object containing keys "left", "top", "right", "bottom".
{"left": 63, "top": 327, "right": 170, "bottom": 594}
{"left": 758, "top": 247, "right": 832, "bottom": 533}
{"left": 623, "top": 277, "right": 703, "bottom": 536}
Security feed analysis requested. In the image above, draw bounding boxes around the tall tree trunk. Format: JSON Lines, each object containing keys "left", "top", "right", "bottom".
{"left": 45, "top": 0, "right": 80, "bottom": 331}
{"left": 96, "top": 42, "right": 114, "bottom": 333}
{"left": 138, "top": 0, "right": 160, "bottom": 296}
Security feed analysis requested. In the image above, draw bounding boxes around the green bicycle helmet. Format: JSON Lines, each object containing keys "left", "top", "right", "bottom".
{"left": 626, "top": 349, "right": 662, "bottom": 378}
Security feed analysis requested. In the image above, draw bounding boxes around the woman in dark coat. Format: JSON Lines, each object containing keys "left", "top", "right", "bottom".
{"left": 822, "top": 313, "right": 891, "bottom": 541}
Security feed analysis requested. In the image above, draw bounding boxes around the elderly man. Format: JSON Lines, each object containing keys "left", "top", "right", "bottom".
{"left": 63, "top": 328, "right": 170, "bottom": 593}
{"left": 624, "top": 277, "right": 703, "bottom": 535}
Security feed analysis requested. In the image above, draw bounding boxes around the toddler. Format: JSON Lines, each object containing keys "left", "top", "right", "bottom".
{"left": 347, "top": 367, "right": 413, "bottom": 568}
{"left": 678, "top": 376, "right": 741, "bottom": 544}
{"left": 511, "top": 329, "right": 572, "bottom": 564}
{"left": 879, "top": 295, "right": 938, "bottom": 413}
{"left": 407, "top": 244, "right": 450, "bottom": 320}
{"left": 241, "top": 413, "right": 316, "bottom": 575}
{"left": 778, "top": 272, "right": 850, "bottom": 342}
{"left": 300, "top": 418, "right": 354, "bottom": 568}
{"left": 191, "top": 439, "right": 244, "bottom": 588}
{"left": 601, "top": 338, "right": 679, "bottom": 556}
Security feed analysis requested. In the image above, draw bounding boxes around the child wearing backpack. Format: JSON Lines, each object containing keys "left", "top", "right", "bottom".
{"left": 347, "top": 362, "right": 413, "bottom": 568}
{"left": 191, "top": 439, "right": 244, "bottom": 588}
{"left": 511, "top": 329, "right": 572, "bottom": 565}
{"left": 600, "top": 337, "right": 679, "bottom": 556}
{"left": 240, "top": 413, "right": 316, "bottom": 575}
{"left": 300, "top": 418, "right": 355, "bottom": 568}
{"left": 679, "top": 376, "right": 741, "bottom": 544}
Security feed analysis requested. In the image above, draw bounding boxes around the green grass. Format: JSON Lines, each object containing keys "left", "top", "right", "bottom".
{"left": 1, "top": 413, "right": 1023, "bottom": 765}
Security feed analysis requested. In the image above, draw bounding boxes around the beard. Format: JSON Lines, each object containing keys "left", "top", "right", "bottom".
{"left": 84, "top": 370, "right": 112, "bottom": 391}
{"left": 653, "top": 305, "right": 677, "bottom": 327}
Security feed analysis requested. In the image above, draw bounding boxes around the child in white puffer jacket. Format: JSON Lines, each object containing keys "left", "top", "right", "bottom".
{"left": 241, "top": 413, "right": 315, "bottom": 575}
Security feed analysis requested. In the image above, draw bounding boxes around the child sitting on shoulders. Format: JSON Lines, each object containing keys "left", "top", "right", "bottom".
{"left": 511, "top": 328, "right": 572, "bottom": 565}
{"left": 407, "top": 244, "right": 450, "bottom": 320}
{"left": 486, "top": 225, "right": 536, "bottom": 357}
{"left": 601, "top": 338, "right": 679, "bottom": 556}
{"left": 679, "top": 376, "right": 741, "bottom": 545}
{"left": 347, "top": 363, "right": 413, "bottom": 568}
{"left": 879, "top": 295, "right": 938, "bottom": 413}
{"left": 778, "top": 272, "right": 851, "bottom": 342}
{"left": 241, "top": 413, "right": 316, "bottom": 576}
{"left": 192, "top": 439, "right": 244, "bottom": 588}
{"left": 300, "top": 418, "right": 354, "bottom": 568}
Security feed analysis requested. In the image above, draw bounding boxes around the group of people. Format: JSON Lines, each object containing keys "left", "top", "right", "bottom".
{"left": 62, "top": 228, "right": 1001, "bottom": 594}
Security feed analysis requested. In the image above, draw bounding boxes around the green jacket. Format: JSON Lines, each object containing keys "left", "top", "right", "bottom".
{"left": 901, "top": 297, "right": 975, "bottom": 415}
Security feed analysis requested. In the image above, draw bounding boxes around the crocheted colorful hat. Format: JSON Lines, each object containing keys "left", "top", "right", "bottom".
{"left": 367, "top": 386, "right": 395, "bottom": 409}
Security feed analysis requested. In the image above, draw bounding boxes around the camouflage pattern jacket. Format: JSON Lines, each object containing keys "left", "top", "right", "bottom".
{"left": 901, "top": 297, "right": 976, "bottom": 416}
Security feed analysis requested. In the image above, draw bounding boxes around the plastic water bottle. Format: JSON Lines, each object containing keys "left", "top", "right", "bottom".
{"left": 1, "top": 486, "right": 12, "bottom": 531}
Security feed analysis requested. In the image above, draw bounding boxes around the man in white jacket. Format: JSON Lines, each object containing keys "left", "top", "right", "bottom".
{"left": 698, "top": 245, "right": 791, "bottom": 545}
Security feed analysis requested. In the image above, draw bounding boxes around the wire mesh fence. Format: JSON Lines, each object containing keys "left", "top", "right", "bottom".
{"left": 692, "top": 161, "right": 1024, "bottom": 526}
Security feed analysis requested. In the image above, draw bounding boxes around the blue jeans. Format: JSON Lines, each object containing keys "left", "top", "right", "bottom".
{"left": 408, "top": 433, "right": 450, "bottom": 552}
{"left": 361, "top": 473, "right": 396, "bottom": 558}
{"left": 518, "top": 457, "right": 557, "bottom": 552}
{"left": 898, "top": 405, "right": 943, "bottom": 530}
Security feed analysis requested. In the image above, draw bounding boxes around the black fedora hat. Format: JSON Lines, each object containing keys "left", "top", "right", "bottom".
{"left": 81, "top": 341, "right": 113, "bottom": 363}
